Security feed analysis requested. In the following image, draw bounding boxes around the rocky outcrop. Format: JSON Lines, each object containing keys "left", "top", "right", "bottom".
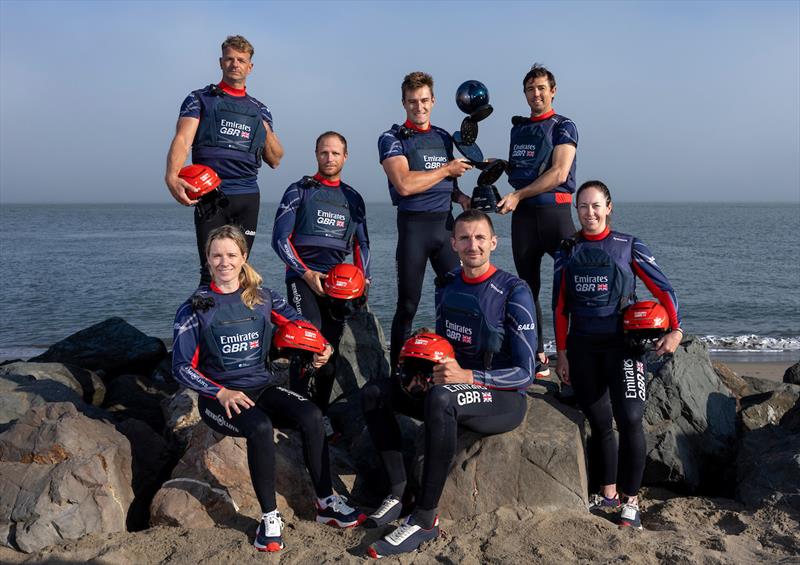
{"left": 0, "top": 362, "right": 105, "bottom": 406}
{"left": 736, "top": 399, "right": 800, "bottom": 508}
{"left": 643, "top": 336, "right": 737, "bottom": 494}
{"left": 783, "top": 361, "right": 800, "bottom": 385}
{"left": 417, "top": 395, "right": 588, "bottom": 519}
{"left": 149, "top": 422, "right": 359, "bottom": 528}
{"left": 31, "top": 317, "right": 166, "bottom": 375}
{"left": 740, "top": 387, "right": 800, "bottom": 432}
{"left": 102, "top": 374, "right": 177, "bottom": 433}
{"left": 712, "top": 361, "right": 751, "bottom": 403}
{"left": 332, "top": 309, "right": 391, "bottom": 399}
{"left": 161, "top": 388, "right": 201, "bottom": 451}
{"left": 0, "top": 403, "right": 134, "bottom": 553}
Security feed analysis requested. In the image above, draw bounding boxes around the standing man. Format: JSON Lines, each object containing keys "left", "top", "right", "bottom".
{"left": 166, "top": 35, "right": 284, "bottom": 285}
{"left": 379, "top": 71, "right": 473, "bottom": 368}
{"left": 272, "top": 131, "right": 370, "bottom": 435}
{"left": 362, "top": 209, "right": 536, "bottom": 558}
{"left": 496, "top": 64, "right": 578, "bottom": 377}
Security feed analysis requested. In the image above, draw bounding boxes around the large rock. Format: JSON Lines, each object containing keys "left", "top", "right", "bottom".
{"left": 0, "top": 403, "right": 134, "bottom": 553}
{"left": 31, "top": 317, "right": 167, "bottom": 375}
{"left": 102, "top": 374, "right": 177, "bottom": 433}
{"left": 740, "top": 387, "right": 800, "bottom": 432}
{"left": 150, "top": 422, "right": 358, "bottom": 528}
{"left": 332, "top": 309, "right": 391, "bottom": 400}
{"left": 736, "top": 399, "right": 800, "bottom": 508}
{"left": 712, "top": 361, "right": 751, "bottom": 403}
{"left": 0, "top": 362, "right": 105, "bottom": 406}
{"left": 784, "top": 361, "right": 800, "bottom": 385}
{"left": 0, "top": 372, "right": 105, "bottom": 433}
{"left": 420, "top": 395, "right": 588, "bottom": 520}
{"left": 643, "top": 336, "right": 737, "bottom": 494}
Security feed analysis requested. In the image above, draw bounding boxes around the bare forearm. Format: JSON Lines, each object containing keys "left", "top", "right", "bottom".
{"left": 165, "top": 137, "right": 191, "bottom": 180}
{"left": 393, "top": 167, "right": 451, "bottom": 196}
{"left": 514, "top": 166, "right": 567, "bottom": 201}
{"left": 263, "top": 130, "right": 284, "bottom": 168}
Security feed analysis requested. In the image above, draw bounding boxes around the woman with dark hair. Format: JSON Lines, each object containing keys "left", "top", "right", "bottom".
{"left": 553, "top": 181, "right": 683, "bottom": 529}
{"left": 172, "top": 225, "right": 365, "bottom": 553}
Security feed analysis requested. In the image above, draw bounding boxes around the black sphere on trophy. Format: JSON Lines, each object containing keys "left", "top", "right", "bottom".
{"left": 452, "top": 80, "right": 507, "bottom": 213}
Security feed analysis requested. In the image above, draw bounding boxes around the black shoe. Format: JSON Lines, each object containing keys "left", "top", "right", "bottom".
{"left": 364, "top": 495, "right": 403, "bottom": 528}
{"left": 366, "top": 515, "right": 439, "bottom": 558}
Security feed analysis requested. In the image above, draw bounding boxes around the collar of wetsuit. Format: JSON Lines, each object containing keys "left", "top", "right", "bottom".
{"left": 581, "top": 226, "right": 611, "bottom": 241}
{"left": 403, "top": 119, "right": 430, "bottom": 133}
{"left": 461, "top": 264, "right": 497, "bottom": 284}
{"left": 313, "top": 173, "right": 341, "bottom": 187}
{"left": 530, "top": 109, "right": 555, "bottom": 122}
{"left": 218, "top": 81, "right": 246, "bottom": 96}
{"left": 209, "top": 281, "right": 241, "bottom": 294}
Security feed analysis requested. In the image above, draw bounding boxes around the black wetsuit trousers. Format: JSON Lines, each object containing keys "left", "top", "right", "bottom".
{"left": 195, "top": 191, "right": 260, "bottom": 286}
{"left": 285, "top": 276, "right": 345, "bottom": 414}
{"left": 198, "top": 385, "right": 332, "bottom": 513}
{"left": 567, "top": 334, "right": 647, "bottom": 496}
{"left": 511, "top": 203, "right": 575, "bottom": 353}
{"left": 361, "top": 378, "right": 527, "bottom": 512}
{"left": 390, "top": 211, "right": 460, "bottom": 367}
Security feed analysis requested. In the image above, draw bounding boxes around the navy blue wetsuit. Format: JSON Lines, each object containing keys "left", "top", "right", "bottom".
{"left": 271, "top": 173, "right": 371, "bottom": 412}
{"left": 172, "top": 283, "right": 334, "bottom": 512}
{"left": 379, "top": 120, "right": 464, "bottom": 367}
{"left": 362, "top": 265, "right": 535, "bottom": 524}
{"left": 553, "top": 227, "right": 681, "bottom": 495}
{"left": 507, "top": 110, "right": 578, "bottom": 355}
{"left": 179, "top": 81, "right": 274, "bottom": 284}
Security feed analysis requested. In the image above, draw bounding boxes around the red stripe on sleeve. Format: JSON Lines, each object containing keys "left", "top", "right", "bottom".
{"left": 632, "top": 263, "right": 680, "bottom": 329}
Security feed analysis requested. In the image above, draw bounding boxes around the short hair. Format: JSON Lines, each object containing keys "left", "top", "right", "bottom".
{"left": 401, "top": 71, "right": 434, "bottom": 101}
{"left": 522, "top": 63, "right": 556, "bottom": 90}
{"left": 453, "top": 209, "right": 495, "bottom": 236}
{"left": 221, "top": 35, "right": 254, "bottom": 58}
{"left": 315, "top": 131, "right": 348, "bottom": 153}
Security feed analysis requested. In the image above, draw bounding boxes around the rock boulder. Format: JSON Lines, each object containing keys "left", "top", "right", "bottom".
{"left": 420, "top": 395, "right": 588, "bottom": 519}
{"left": 0, "top": 362, "right": 105, "bottom": 406}
{"left": 31, "top": 317, "right": 166, "bottom": 375}
{"left": 0, "top": 403, "right": 134, "bottom": 553}
{"left": 643, "top": 336, "right": 737, "bottom": 494}
{"left": 783, "top": 361, "right": 800, "bottom": 385}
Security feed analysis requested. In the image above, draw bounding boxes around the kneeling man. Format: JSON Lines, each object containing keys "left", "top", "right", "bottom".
{"left": 361, "top": 209, "right": 537, "bottom": 557}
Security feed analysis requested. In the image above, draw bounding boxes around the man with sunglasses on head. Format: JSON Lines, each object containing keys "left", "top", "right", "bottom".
{"left": 165, "top": 35, "right": 284, "bottom": 286}
{"left": 272, "top": 131, "right": 370, "bottom": 439}
{"left": 379, "top": 71, "right": 473, "bottom": 371}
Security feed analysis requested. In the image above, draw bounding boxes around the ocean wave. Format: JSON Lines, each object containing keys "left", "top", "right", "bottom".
{"left": 542, "top": 334, "right": 800, "bottom": 354}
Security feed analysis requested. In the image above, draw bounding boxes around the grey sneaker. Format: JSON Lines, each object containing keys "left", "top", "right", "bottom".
{"left": 364, "top": 495, "right": 403, "bottom": 528}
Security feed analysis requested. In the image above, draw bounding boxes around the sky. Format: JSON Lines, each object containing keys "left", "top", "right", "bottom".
{"left": 0, "top": 0, "right": 798, "bottom": 204}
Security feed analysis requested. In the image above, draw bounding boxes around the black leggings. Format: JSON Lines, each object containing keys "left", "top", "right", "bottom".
{"left": 390, "top": 211, "right": 460, "bottom": 367}
{"left": 286, "top": 276, "right": 346, "bottom": 414}
{"left": 361, "top": 378, "right": 527, "bottom": 511}
{"left": 567, "top": 334, "right": 647, "bottom": 496}
{"left": 195, "top": 191, "right": 260, "bottom": 286}
{"left": 198, "top": 385, "right": 332, "bottom": 513}
{"left": 511, "top": 203, "right": 575, "bottom": 353}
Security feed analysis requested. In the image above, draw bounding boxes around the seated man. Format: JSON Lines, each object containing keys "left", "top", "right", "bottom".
{"left": 361, "top": 209, "right": 537, "bottom": 558}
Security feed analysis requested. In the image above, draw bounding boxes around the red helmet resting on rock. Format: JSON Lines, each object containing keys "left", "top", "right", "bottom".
{"left": 179, "top": 164, "right": 221, "bottom": 199}
{"left": 398, "top": 332, "right": 455, "bottom": 398}
{"left": 273, "top": 320, "right": 329, "bottom": 354}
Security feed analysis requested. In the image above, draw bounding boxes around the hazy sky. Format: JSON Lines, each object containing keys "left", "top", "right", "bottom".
{"left": 1, "top": 0, "right": 798, "bottom": 203}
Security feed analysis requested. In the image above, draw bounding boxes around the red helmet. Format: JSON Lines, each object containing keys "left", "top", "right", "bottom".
{"left": 179, "top": 164, "right": 221, "bottom": 199}
{"left": 272, "top": 320, "right": 328, "bottom": 354}
{"left": 324, "top": 263, "right": 366, "bottom": 300}
{"left": 623, "top": 301, "right": 669, "bottom": 332}
{"left": 398, "top": 332, "right": 454, "bottom": 398}
{"left": 399, "top": 332, "right": 455, "bottom": 363}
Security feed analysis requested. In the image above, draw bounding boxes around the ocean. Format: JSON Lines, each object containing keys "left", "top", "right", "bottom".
{"left": 1, "top": 202, "right": 799, "bottom": 362}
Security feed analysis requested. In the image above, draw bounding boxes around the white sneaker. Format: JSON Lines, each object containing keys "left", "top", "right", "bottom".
{"left": 254, "top": 510, "right": 284, "bottom": 552}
